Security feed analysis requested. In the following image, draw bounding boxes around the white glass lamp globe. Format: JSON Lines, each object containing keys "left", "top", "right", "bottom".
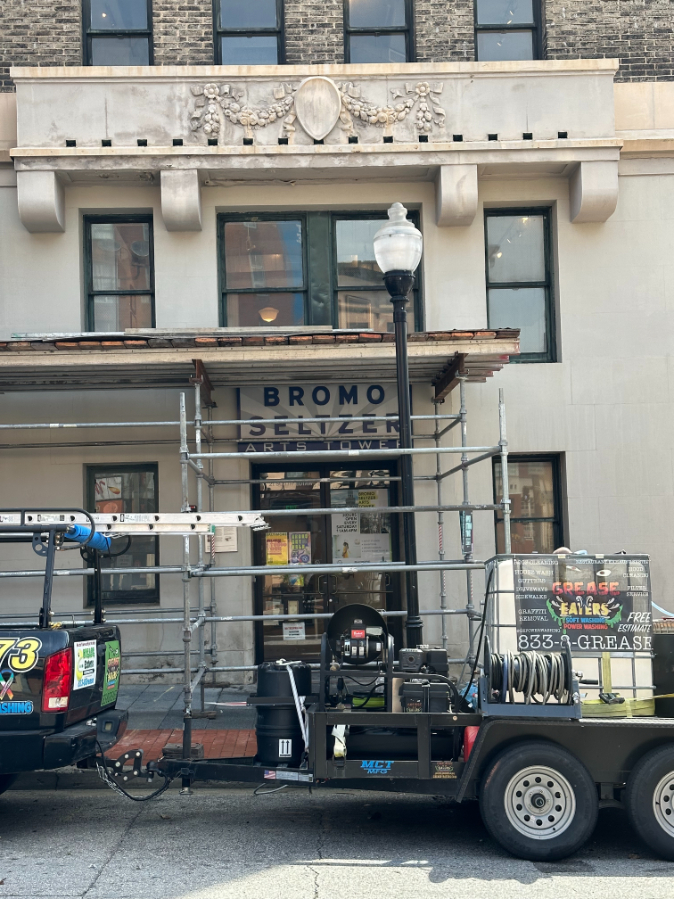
{"left": 373, "top": 202, "right": 423, "bottom": 274}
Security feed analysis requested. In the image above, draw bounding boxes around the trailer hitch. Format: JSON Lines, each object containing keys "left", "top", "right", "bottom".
{"left": 95, "top": 744, "right": 173, "bottom": 801}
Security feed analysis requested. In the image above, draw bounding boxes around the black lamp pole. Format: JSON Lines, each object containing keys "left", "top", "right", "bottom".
{"left": 384, "top": 270, "right": 423, "bottom": 649}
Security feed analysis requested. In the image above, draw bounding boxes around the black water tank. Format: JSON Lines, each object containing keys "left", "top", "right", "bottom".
{"left": 255, "top": 662, "right": 312, "bottom": 767}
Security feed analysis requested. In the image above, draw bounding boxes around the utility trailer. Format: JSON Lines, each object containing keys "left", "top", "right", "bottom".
{"left": 149, "top": 588, "right": 674, "bottom": 864}
{"left": 155, "top": 709, "right": 674, "bottom": 861}
{"left": 6, "top": 510, "right": 674, "bottom": 863}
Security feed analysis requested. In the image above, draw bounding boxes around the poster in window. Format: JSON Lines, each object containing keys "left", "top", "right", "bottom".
{"left": 266, "top": 532, "right": 289, "bottom": 566}
{"left": 331, "top": 489, "right": 392, "bottom": 563}
{"left": 95, "top": 475, "right": 124, "bottom": 514}
{"left": 289, "top": 532, "right": 311, "bottom": 565}
{"left": 283, "top": 622, "right": 306, "bottom": 641}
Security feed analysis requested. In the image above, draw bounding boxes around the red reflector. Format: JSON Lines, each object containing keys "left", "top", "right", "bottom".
{"left": 463, "top": 725, "right": 480, "bottom": 760}
{"left": 42, "top": 648, "right": 73, "bottom": 714}
{"left": 351, "top": 629, "right": 366, "bottom": 639}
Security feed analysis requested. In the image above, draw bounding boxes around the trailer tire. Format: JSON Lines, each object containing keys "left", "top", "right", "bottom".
{"left": 479, "top": 741, "right": 598, "bottom": 861}
{"left": 625, "top": 744, "right": 674, "bottom": 860}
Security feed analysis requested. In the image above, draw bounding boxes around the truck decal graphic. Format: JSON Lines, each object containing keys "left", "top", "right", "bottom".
{"left": 360, "top": 760, "right": 393, "bottom": 773}
{"left": 0, "top": 637, "right": 42, "bottom": 674}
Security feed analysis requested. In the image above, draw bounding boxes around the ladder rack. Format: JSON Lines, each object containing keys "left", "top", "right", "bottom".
{"left": 0, "top": 511, "right": 269, "bottom": 534}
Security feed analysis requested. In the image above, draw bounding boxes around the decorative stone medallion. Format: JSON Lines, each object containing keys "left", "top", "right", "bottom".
{"left": 293, "top": 77, "right": 343, "bottom": 141}
{"left": 188, "top": 78, "right": 446, "bottom": 144}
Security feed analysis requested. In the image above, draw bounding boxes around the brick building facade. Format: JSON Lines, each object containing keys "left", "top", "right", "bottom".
{"left": 1, "top": 0, "right": 672, "bottom": 90}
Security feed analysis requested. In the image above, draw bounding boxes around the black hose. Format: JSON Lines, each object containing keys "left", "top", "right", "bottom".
{"left": 489, "top": 650, "right": 571, "bottom": 704}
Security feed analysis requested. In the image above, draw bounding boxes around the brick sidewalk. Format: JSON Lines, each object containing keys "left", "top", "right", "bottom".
{"left": 113, "top": 728, "right": 257, "bottom": 762}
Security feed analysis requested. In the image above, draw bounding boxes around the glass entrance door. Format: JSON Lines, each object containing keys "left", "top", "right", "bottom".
{"left": 253, "top": 465, "right": 400, "bottom": 662}
{"left": 328, "top": 469, "right": 393, "bottom": 613}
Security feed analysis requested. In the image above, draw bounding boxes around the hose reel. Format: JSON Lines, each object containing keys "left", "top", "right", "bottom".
{"left": 481, "top": 637, "right": 579, "bottom": 715}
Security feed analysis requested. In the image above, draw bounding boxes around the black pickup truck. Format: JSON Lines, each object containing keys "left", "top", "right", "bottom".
{"left": 0, "top": 509, "right": 128, "bottom": 792}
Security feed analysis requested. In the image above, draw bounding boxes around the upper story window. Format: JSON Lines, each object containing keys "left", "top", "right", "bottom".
{"left": 85, "top": 216, "right": 155, "bottom": 331}
{"left": 218, "top": 212, "right": 421, "bottom": 331}
{"left": 475, "top": 0, "right": 541, "bottom": 61}
{"left": 485, "top": 208, "right": 554, "bottom": 363}
{"left": 344, "top": 0, "right": 413, "bottom": 64}
{"left": 215, "top": 0, "right": 284, "bottom": 65}
{"left": 83, "top": 0, "right": 153, "bottom": 66}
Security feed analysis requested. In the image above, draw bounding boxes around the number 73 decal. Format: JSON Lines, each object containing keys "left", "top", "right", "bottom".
{"left": 0, "top": 638, "right": 42, "bottom": 674}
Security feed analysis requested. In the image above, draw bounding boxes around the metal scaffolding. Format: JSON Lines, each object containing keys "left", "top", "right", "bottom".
{"left": 0, "top": 371, "right": 513, "bottom": 767}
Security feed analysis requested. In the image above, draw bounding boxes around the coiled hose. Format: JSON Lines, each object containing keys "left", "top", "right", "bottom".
{"left": 489, "top": 650, "right": 571, "bottom": 705}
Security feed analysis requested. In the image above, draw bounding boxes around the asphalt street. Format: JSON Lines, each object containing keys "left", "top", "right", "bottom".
{"left": 0, "top": 787, "right": 671, "bottom": 899}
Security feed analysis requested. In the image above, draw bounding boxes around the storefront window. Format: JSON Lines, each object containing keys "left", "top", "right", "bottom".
{"left": 493, "top": 456, "right": 562, "bottom": 553}
{"left": 86, "top": 464, "right": 159, "bottom": 604}
{"left": 253, "top": 466, "right": 399, "bottom": 662}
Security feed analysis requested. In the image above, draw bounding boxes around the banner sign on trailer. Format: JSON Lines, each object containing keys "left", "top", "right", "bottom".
{"left": 512, "top": 555, "right": 652, "bottom": 652}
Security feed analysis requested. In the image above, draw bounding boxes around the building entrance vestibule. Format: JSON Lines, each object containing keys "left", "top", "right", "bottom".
{"left": 252, "top": 463, "right": 403, "bottom": 662}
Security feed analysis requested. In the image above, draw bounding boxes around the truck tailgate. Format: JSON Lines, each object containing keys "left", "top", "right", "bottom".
{"left": 0, "top": 625, "right": 122, "bottom": 733}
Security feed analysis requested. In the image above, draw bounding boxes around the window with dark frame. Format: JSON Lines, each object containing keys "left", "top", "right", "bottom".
{"left": 83, "top": 0, "right": 153, "bottom": 66}
{"left": 215, "top": 0, "right": 284, "bottom": 65}
{"left": 493, "top": 455, "right": 563, "bottom": 554}
{"left": 344, "top": 0, "right": 413, "bottom": 64}
{"left": 485, "top": 208, "right": 554, "bottom": 362}
{"left": 86, "top": 464, "right": 159, "bottom": 605}
{"left": 85, "top": 216, "right": 155, "bottom": 332}
{"left": 474, "top": 0, "right": 541, "bottom": 61}
{"left": 218, "top": 212, "right": 421, "bottom": 330}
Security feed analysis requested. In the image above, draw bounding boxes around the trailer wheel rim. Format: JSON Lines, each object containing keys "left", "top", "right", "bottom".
{"left": 504, "top": 765, "right": 576, "bottom": 841}
{"left": 652, "top": 772, "right": 674, "bottom": 837}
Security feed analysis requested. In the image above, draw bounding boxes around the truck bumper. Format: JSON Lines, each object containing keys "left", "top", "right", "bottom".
{"left": 43, "top": 710, "right": 128, "bottom": 769}
{"left": 0, "top": 710, "right": 128, "bottom": 774}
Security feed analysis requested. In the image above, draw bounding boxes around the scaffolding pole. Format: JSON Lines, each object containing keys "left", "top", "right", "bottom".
{"left": 0, "top": 371, "right": 513, "bottom": 772}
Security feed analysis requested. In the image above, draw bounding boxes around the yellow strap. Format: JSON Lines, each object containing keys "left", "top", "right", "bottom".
{"left": 601, "top": 652, "right": 612, "bottom": 693}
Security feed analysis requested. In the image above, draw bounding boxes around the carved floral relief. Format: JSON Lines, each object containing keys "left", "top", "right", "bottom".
{"left": 189, "top": 76, "right": 445, "bottom": 144}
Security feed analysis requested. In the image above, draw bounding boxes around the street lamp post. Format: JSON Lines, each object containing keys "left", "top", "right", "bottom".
{"left": 374, "top": 203, "right": 424, "bottom": 648}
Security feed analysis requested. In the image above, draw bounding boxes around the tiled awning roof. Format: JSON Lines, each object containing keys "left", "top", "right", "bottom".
{"left": 0, "top": 329, "right": 519, "bottom": 397}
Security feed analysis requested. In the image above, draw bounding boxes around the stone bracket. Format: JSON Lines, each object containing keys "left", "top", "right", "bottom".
{"left": 435, "top": 164, "right": 478, "bottom": 227}
{"left": 569, "top": 160, "right": 619, "bottom": 223}
{"left": 17, "top": 170, "right": 65, "bottom": 233}
{"left": 161, "top": 169, "right": 202, "bottom": 231}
